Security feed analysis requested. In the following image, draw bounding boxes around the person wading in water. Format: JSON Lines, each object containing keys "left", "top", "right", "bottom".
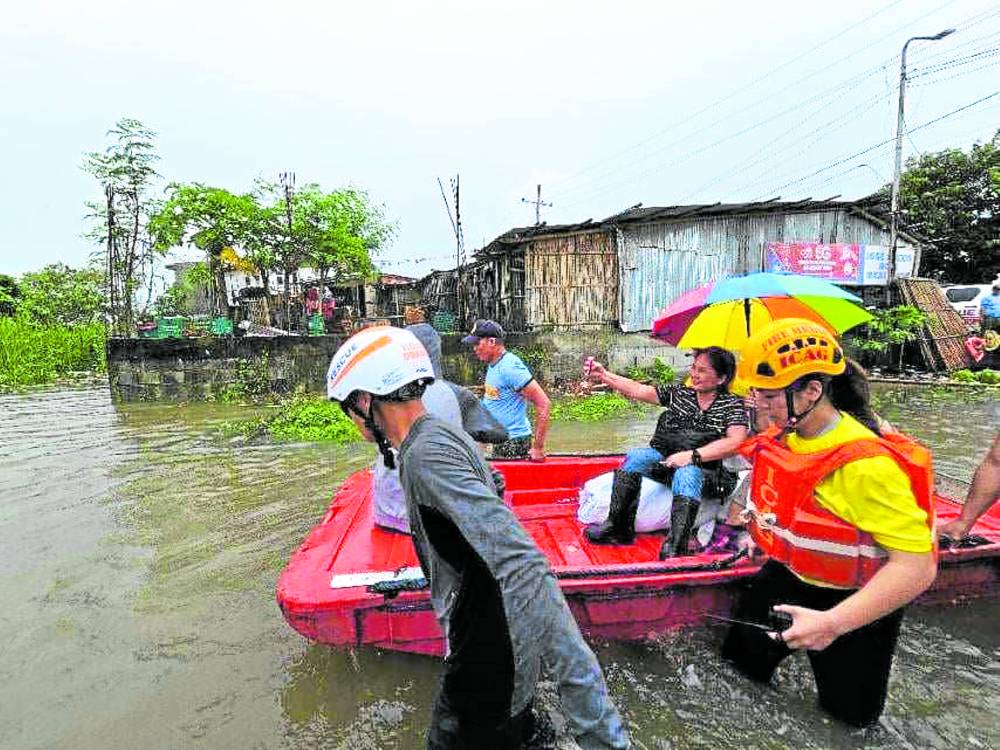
{"left": 327, "top": 326, "right": 630, "bottom": 750}
{"left": 722, "top": 318, "right": 937, "bottom": 727}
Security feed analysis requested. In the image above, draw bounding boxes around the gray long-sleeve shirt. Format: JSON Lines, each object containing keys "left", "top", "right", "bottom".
{"left": 398, "top": 414, "right": 552, "bottom": 715}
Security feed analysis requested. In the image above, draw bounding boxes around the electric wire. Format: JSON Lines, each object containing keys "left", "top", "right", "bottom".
{"left": 911, "top": 57, "right": 1000, "bottom": 87}
{"left": 543, "top": 0, "right": 910, "bottom": 192}
{"left": 562, "top": 1, "right": 996, "bottom": 214}
{"left": 679, "top": 89, "right": 896, "bottom": 203}
{"left": 550, "top": 0, "right": 965, "bottom": 202}
{"left": 748, "top": 89, "right": 1000, "bottom": 201}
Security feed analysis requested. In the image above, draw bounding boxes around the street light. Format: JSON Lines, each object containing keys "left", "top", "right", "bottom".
{"left": 888, "top": 28, "right": 955, "bottom": 290}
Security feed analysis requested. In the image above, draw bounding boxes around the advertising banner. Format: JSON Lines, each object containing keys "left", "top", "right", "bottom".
{"left": 764, "top": 242, "right": 914, "bottom": 286}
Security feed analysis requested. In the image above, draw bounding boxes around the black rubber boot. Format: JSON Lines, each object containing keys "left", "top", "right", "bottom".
{"left": 659, "top": 495, "right": 700, "bottom": 559}
{"left": 585, "top": 470, "right": 642, "bottom": 545}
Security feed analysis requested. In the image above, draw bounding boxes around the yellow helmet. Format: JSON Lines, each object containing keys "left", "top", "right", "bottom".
{"left": 738, "top": 318, "right": 845, "bottom": 390}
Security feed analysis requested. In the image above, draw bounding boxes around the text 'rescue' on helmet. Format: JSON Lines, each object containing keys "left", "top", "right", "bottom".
{"left": 327, "top": 326, "right": 435, "bottom": 403}
{"left": 737, "top": 318, "right": 845, "bottom": 390}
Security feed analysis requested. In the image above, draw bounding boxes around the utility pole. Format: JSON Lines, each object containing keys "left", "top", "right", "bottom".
{"left": 280, "top": 171, "right": 296, "bottom": 328}
{"left": 453, "top": 175, "right": 463, "bottom": 327}
{"left": 436, "top": 175, "right": 464, "bottom": 325}
{"left": 889, "top": 28, "right": 954, "bottom": 298}
{"left": 105, "top": 184, "right": 119, "bottom": 335}
{"left": 521, "top": 184, "right": 553, "bottom": 226}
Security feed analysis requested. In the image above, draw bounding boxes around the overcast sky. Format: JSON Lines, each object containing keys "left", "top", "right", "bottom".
{"left": 3, "top": 0, "right": 998, "bottom": 281}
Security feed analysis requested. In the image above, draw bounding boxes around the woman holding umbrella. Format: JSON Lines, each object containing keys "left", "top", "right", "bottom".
{"left": 582, "top": 347, "right": 749, "bottom": 559}
{"left": 721, "top": 317, "right": 936, "bottom": 727}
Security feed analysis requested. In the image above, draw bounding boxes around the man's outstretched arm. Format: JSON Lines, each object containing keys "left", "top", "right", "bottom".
{"left": 939, "top": 433, "right": 1000, "bottom": 539}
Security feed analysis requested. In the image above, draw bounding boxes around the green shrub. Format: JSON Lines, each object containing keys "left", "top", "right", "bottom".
{"left": 222, "top": 396, "right": 362, "bottom": 443}
{"left": 625, "top": 356, "right": 675, "bottom": 387}
{"left": 847, "top": 305, "right": 928, "bottom": 369}
{"left": 975, "top": 369, "right": 999, "bottom": 385}
{"left": 219, "top": 352, "right": 272, "bottom": 403}
{"left": 550, "top": 392, "right": 640, "bottom": 422}
{"left": 0, "top": 317, "right": 106, "bottom": 389}
{"left": 268, "top": 397, "right": 362, "bottom": 442}
{"left": 951, "top": 369, "right": 999, "bottom": 384}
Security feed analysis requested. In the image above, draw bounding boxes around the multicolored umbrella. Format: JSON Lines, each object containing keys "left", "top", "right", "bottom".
{"left": 652, "top": 272, "right": 872, "bottom": 351}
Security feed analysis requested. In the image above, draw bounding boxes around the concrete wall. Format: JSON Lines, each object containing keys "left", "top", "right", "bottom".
{"left": 107, "top": 336, "right": 348, "bottom": 402}
{"left": 107, "top": 330, "right": 690, "bottom": 402}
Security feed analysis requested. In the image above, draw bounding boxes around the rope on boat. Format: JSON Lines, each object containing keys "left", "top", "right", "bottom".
{"left": 553, "top": 548, "right": 750, "bottom": 580}
{"left": 366, "top": 549, "right": 751, "bottom": 598}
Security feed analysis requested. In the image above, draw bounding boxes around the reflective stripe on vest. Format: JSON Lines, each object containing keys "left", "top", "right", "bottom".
{"left": 766, "top": 522, "right": 888, "bottom": 561}
{"left": 738, "top": 427, "right": 935, "bottom": 588}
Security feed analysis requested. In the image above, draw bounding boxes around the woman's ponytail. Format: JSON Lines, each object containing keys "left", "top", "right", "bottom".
{"left": 828, "top": 359, "right": 881, "bottom": 435}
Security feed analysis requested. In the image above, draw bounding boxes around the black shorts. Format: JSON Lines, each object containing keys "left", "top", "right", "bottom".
{"left": 492, "top": 436, "right": 532, "bottom": 459}
{"left": 721, "top": 560, "right": 905, "bottom": 727}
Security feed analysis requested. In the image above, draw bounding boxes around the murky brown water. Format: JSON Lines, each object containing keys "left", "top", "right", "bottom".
{"left": 0, "top": 385, "right": 996, "bottom": 749}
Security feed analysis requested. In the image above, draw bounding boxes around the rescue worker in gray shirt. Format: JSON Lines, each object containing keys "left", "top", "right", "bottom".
{"left": 327, "top": 326, "right": 630, "bottom": 750}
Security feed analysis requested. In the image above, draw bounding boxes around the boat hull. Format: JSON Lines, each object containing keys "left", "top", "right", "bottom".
{"left": 277, "top": 455, "right": 1000, "bottom": 656}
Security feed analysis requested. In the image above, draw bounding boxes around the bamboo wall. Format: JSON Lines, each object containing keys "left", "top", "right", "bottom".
{"left": 524, "top": 230, "right": 618, "bottom": 330}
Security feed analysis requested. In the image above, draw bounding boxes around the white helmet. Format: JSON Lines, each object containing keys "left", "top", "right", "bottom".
{"left": 327, "top": 326, "right": 434, "bottom": 402}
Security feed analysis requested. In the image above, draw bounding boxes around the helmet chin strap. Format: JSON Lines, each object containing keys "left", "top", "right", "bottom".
{"left": 782, "top": 388, "right": 821, "bottom": 436}
{"left": 347, "top": 398, "right": 397, "bottom": 469}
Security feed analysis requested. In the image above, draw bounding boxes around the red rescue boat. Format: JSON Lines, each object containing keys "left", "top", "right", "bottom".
{"left": 276, "top": 455, "right": 1000, "bottom": 656}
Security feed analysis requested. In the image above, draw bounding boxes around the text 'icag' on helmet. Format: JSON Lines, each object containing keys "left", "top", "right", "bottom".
{"left": 737, "top": 317, "right": 845, "bottom": 390}
{"left": 327, "top": 326, "right": 435, "bottom": 403}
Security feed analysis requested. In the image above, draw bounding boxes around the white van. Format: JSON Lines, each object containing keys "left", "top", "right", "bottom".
{"left": 943, "top": 284, "right": 993, "bottom": 328}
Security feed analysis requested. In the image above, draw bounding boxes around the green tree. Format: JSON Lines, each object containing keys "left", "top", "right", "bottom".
{"left": 151, "top": 179, "right": 392, "bottom": 326}
{"left": 297, "top": 185, "right": 392, "bottom": 286}
{"left": 153, "top": 262, "right": 214, "bottom": 316}
{"left": 893, "top": 131, "right": 1000, "bottom": 283}
{"left": 0, "top": 274, "right": 19, "bottom": 316}
{"left": 149, "top": 184, "right": 279, "bottom": 315}
{"left": 83, "top": 117, "right": 163, "bottom": 335}
{"left": 847, "top": 305, "right": 929, "bottom": 371}
{"left": 16, "top": 264, "right": 105, "bottom": 326}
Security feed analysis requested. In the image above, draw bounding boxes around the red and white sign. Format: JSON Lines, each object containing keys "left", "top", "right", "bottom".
{"left": 764, "top": 242, "right": 914, "bottom": 286}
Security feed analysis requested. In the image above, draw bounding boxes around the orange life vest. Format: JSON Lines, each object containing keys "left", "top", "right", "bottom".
{"left": 738, "top": 426, "right": 936, "bottom": 588}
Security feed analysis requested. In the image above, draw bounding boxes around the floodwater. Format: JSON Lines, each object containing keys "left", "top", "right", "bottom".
{"left": 0, "top": 385, "right": 996, "bottom": 750}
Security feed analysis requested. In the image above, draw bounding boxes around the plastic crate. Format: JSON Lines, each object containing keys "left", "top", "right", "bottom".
{"left": 431, "top": 311, "right": 457, "bottom": 333}
{"left": 155, "top": 316, "right": 186, "bottom": 338}
{"left": 210, "top": 317, "right": 234, "bottom": 335}
{"left": 307, "top": 314, "right": 326, "bottom": 335}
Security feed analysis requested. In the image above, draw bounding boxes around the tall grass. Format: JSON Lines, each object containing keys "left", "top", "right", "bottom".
{"left": 0, "top": 317, "right": 107, "bottom": 389}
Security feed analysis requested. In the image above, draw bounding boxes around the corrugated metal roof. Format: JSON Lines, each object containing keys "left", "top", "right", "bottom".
{"left": 604, "top": 198, "right": 853, "bottom": 224}
{"left": 477, "top": 220, "right": 603, "bottom": 257}
{"left": 472, "top": 197, "right": 925, "bottom": 262}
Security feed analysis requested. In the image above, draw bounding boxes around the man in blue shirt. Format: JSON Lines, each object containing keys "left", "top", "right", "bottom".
{"left": 463, "top": 319, "right": 551, "bottom": 461}
{"left": 981, "top": 284, "right": 1000, "bottom": 331}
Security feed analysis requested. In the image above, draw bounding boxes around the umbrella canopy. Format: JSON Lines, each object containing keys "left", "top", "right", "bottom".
{"left": 652, "top": 272, "right": 872, "bottom": 351}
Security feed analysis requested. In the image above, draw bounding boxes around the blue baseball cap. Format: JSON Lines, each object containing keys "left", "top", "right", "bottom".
{"left": 461, "top": 319, "right": 505, "bottom": 344}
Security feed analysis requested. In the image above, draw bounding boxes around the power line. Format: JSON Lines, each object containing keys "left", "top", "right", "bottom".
{"left": 544, "top": 0, "right": 910, "bottom": 193}
{"left": 749, "top": 88, "right": 1000, "bottom": 200}
{"left": 559, "top": 62, "right": 900, "bottom": 210}
{"left": 911, "top": 45, "right": 1000, "bottom": 77}
{"left": 680, "top": 90, "right": 895, "bottom": 203}
{"left": 551, "top": 0, "right": 965, "bottom": 203}
{"left": 565, "top": 1, "right": 995, "bottom": 211}
{"left": 911, "top": 57, "right": 1000, "bottom": 86}
{"left": 907, "top": 7, "right": 1000, "bottom": 66}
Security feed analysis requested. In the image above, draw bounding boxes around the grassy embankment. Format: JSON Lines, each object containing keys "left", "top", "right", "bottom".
{"left": 224, "top": 391, "right": 643, "bottom": 444}
{"left": 223, "top": 357, "right": 676, "bottom": 444}
{"left": 0, "top": 317, "right": 106, "bottom": 390}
